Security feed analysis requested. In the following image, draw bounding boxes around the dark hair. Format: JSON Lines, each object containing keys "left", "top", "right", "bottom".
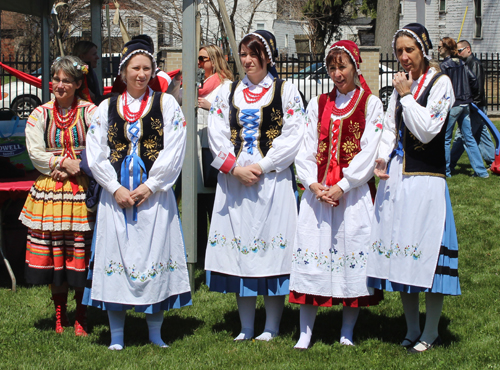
{"left": 132, "top": 34, "right": 155, "bottom": 53}
{"left": 72, "top": 41, "right": 97, "bottom": 59}
{"left": 394, "top": 30, "right": 431, "bottom": 69}
{"left": 325, "top": 49, "right": 360, "bottom": 87}
{"left": 441, "top": 37, "right": 458, "bottom": 57}
{"left": 458, "top": 39, "right": 472, "bottom": 51}
{"left": 239, "top": 34, "right": 267, "bottom": 69}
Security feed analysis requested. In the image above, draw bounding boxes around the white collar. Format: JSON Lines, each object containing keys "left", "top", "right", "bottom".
{"left": 242, "top": 72, "right": 274, "bottom": 89}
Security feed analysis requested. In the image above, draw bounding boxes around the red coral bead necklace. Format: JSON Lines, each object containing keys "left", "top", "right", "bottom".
{"left": 123, "top": 88, "right": 150, "bottom": 122}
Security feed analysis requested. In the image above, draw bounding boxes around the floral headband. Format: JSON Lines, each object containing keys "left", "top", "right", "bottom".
{"left": 52, "top": 57, "right": 89, "bottom": 75}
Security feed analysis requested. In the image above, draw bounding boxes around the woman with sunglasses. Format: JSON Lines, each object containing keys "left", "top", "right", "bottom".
{"left": 19, "top": 56, "right": 97, "bottom": 336}
{"left": 367, "top": 23, "right": 461, "bottom": 353}
{"left": 204, "top": 30, "right": 305, "bottom": 341}
{"left": 196, "top": 45, "right": 233, "bottom": 262}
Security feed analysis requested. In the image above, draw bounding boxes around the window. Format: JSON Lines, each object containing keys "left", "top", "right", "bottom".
{"left": 81, "top": 20, "right": 91, "bottom": 39}
{"left": 474, "top": 0, "right": 482, "bottom": 38}
{"left": 256, "top": 23, "right": 265, "bottom": 30}
{"left": 158, "top": 21, "right": 173, "bottom": 47}
{"left": 127, "top": 17, "right": 142, "bottom": 38}
{"left": 400, "top": 0, "right": 404, "bottom": 15}
{"left": 439, "top": 0, "right": 446, "bottom": 13}
{"left": 285, "top": 34, "right": 289, "bottom": 48}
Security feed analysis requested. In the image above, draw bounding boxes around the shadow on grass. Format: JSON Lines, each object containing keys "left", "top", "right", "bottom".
{"left": 211, "top": 303, "right": 459, "bottom": 347}
{"left": 451, "top": 163, "right": 473, "bottom": 176}
{"left": 34, "top": 305, "right": 204, "bottom": 347}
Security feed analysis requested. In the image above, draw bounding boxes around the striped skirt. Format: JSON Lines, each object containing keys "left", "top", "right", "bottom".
{"left": 19, "top": 174, "right": 94, "bottom": 287}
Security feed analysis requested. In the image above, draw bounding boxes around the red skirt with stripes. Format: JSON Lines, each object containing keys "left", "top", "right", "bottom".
{"left": 289, "top": 289, "right": 383, "bottom": 308}
{"left": 25, "top": 229, "right": 92, "bottom": 287}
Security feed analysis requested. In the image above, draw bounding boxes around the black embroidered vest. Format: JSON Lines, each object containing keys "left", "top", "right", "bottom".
{"left": 395, "top": 73, "right": 448, "bottom": 177}
{"left": 228, "top": 78, "right": 285, "bottom": 158}
{"left": 107, "top": 92, "right": 164, "bottom": 180}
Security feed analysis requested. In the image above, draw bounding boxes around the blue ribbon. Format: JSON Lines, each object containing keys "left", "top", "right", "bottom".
{"left": 120, "top": 120, "right": 148, "bottom": 223}
{"left": 240, "top": 109, "right": 259, "bottom": 154}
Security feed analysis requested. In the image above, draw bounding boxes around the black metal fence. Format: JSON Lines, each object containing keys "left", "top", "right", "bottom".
{"left": 1, "top": 52, "right": 499, "bottom": 118}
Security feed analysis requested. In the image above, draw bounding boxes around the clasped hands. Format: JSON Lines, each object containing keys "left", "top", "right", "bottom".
{"left": 113, "top": 184, "right": 153, "bottom": 209}
{"left": 309, "top": 183, "right": 343, "bottom": 207}
{"left": 232, "top": 163, "right": 262, "bottom": 187}
{"left": 50, "top": 158, "right": 81, "bottom": 182}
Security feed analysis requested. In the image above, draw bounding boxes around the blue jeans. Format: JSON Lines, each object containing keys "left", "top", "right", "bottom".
{"left": 450, "top": 106, "right": 495, "bottom": 168}
{"left": 445, "top": 105, "right": 488, "bottom": 177}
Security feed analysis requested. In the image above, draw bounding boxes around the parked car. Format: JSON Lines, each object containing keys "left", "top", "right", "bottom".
{"left": 0, "top": 65, "right": 116, "bottom": 118}
{"left": 286, "top": 63, "right": 396, "bottom": 108}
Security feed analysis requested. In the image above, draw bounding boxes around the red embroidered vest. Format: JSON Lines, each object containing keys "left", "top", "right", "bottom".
{"left": 316, "top": 89, "right": 370, "bottom": 185}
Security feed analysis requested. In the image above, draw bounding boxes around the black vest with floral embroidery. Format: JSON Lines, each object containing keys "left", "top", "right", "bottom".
{"left": 395, "top": 73, "right": 448, "bottom": 177}
{"left": 228, "top": 78, "right": 285, "bottom": 158}
{"left": 107, "top": 92, "right": 164, "bottom": 180}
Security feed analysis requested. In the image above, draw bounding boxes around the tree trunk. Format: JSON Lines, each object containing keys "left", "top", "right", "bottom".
{"left": 375, "top": 0, "right": 400, "bottom": 58}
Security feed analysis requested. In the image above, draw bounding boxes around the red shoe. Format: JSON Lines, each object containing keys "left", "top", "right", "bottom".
{"left": 74, "top": 290, "right": 88, "bottom": 337}
{"left": 52, "top": 293, "right": 70, "bottom": 334}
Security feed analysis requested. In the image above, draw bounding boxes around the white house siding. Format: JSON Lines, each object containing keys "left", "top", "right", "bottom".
{"left": 273, "top": 20, "right": 307, "bottom": 56}
{"left": 400, "top": 0, "right": 499, "bottom": 55}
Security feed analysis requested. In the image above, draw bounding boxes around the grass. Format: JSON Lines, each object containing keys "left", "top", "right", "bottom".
{"left": 1, "top": 123, "right": 500, "bottom": 369}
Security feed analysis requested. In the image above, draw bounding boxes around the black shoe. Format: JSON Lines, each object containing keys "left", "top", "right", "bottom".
{"left": 407, "top": 336, "right": 442, "bottom": 353}
{"left": 401, "top": 335, "right": 420, "bottom": 348}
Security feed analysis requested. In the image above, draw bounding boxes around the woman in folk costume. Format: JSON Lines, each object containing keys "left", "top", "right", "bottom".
{"left": 205, "top": 30, "right": 305, "bottom": 341}
{"left": 83, "top": 39, "right": 191, "bottom": 350}
{"left": 289, "top": 41, "right": 384, "bottom": 349}
{"left": 19, "top": 56, "right": 96, "bottom": 336}
{"left": 196, "top": 44, "right": 233, "bottom": 262}
{"left": 367, "top": 23, "right": 460, "bottom": 353}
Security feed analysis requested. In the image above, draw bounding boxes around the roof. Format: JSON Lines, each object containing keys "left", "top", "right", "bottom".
{"left": 0, "top": 0, "right": 55, "bottom": 17}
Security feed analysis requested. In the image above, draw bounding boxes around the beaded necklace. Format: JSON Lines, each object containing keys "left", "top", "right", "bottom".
{"left": 329, "top": 87, "right": 361, "bottom": 116}
{"left": 53, "top": 97, "right": 79, "bottom": 159}
{"left": 242, "top": 86, "right": 270, "bottom": 104}
{"left": 123, "top": 89, "right": 149, "bottom": 122}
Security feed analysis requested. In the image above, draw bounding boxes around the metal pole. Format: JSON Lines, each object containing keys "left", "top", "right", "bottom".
{"left": 91, "top": 0, "right": 103, "bottom": 90}
{"left": 182, "top": 0, "right": 198, "bottom": 292}
{"left": 41, "top": 0, "right": 50, "bottom": 103}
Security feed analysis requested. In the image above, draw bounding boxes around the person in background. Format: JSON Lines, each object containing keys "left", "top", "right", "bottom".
{"left": 289, "top": 40, "right": 384, "bottom": 350}
{"left": 73, "top": 41, "right": 103, "bottom": 104}
{"left": 204, "top": 30, "right": 305, "bottom": 342}
{"left": 367, "top": 23, "right": 461, "bottom": 353}
{"left": 83, "top": 39, "right": 191, "bottom": 350}
{"left": 19, "top": 56, "right": 97, "bottom": 336}
{"left": 450, "top": 40, "right": 495, "bottom": 170}
{"left": 439, "top": 37, "right": 486, "bottom": 178}
{"left": 196, "top": 44, "right": 234, "bottom": 263}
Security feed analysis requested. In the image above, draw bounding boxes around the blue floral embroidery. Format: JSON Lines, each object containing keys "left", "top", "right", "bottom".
{"left": 105, "top": 258, "right": 179, "bottom": 281}
{"left": 208, "top": 231, "right": 288, "bottom": 255}
{"left": 371, "top": 240, "right": 422, "bottom": 260}
{"left": 292, "top": 247, "right": 368, "bottom": 271}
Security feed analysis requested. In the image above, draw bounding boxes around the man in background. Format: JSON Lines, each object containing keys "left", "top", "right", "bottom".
{"left": 450, "top": 40, "right": 495, "bottom": 172}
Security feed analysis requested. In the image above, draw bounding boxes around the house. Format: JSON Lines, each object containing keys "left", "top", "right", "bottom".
{"left": 400, "top": 0, "right": 500, "bottom": 54}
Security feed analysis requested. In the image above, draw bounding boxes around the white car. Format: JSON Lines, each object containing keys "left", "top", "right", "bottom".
{"left": 1, "top": 65, "right": 116, "bottom": 118}
{"left": 286, "top": 63, "right": 396, "bottom": 107}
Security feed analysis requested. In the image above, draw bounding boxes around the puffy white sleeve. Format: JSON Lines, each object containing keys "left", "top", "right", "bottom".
{"left": 24, "top": 106, "right": 53, "bottom": 175}
{"left": 257, "top": 81, "right": 306, "bottom": 173}
{"left": 400, "top": 74, "right": 455, "bottom": 143}
{"left": 86, "top": 99, "right": 122, "bottom": 195}
{"left": 143, "top": 94, "right": 186, "bottom": 193}
{"left": 336, "top": 95, "right": 384, "bottom": 193}
{"left": 377, "top": 91, "right": 398, "bottom": 162}
{"left": 295, "top": 96, "right": 320, "bottom": 190}
{"left": 207, "top": 83, "right": 237, "bottom": 172}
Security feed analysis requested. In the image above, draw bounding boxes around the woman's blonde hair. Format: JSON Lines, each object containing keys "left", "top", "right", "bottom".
{"left": 200, "top": 44, "right": 234, "bottom": 83}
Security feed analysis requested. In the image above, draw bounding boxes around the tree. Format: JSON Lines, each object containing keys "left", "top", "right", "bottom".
{"left": 374, "top": 0, "right": 400, "bottom": 57}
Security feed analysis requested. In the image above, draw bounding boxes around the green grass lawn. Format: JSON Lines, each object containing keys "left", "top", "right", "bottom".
{"left": 1, "top": 123, "right": 500, "bottom": 369}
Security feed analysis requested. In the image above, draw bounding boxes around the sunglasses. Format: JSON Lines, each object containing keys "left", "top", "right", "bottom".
{"left": 458, "top": 47, "right": 467, "bottom": 53}
{"left": 198, "top": 56, "right": 210, "bottom": 62}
